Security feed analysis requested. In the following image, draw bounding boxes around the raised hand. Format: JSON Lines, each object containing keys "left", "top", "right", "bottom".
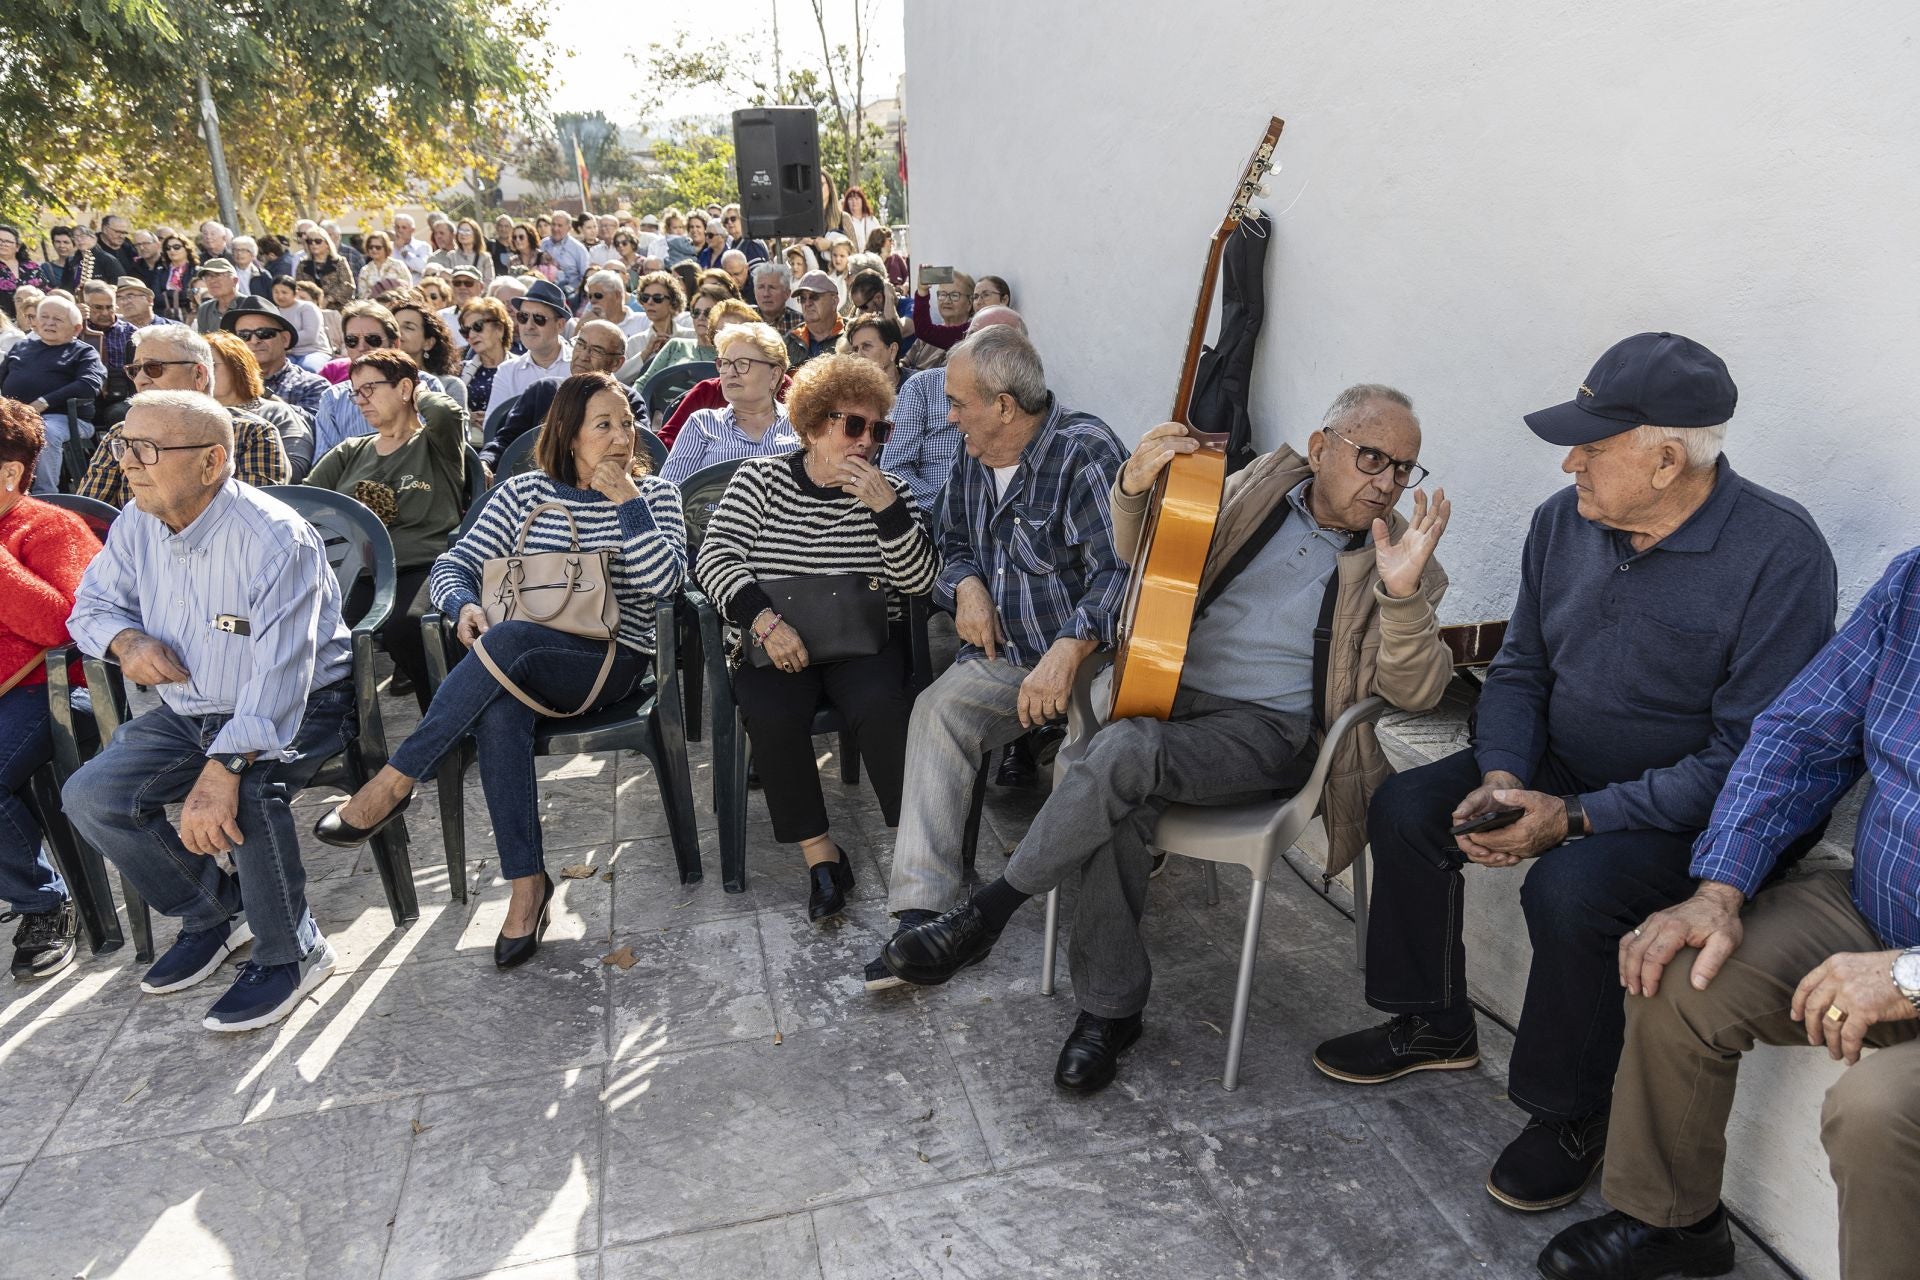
{"left": 837, "top": 455, "right": 898, "bottom": 512}
{"left": 1372, "top": 487, "right": 1450, "bottom": 600}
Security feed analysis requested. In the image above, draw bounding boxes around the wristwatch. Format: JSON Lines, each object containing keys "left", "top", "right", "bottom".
{"left": 213, "top": 753, "right": 251, "bottom": 777}
{"left": 1891, "top": 948, "right": 1920, "bottom": 1015}
{"left": 1560, "top": 795, "right": 1589, "bottom": 841}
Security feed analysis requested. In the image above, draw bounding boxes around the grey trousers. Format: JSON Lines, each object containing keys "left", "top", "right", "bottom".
{"left": 1002, "top": 686, "right": 1311, "bottom": 1019}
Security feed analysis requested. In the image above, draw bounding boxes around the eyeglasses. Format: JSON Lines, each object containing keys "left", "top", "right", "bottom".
{"left": 341, "top": 333, "right": 386, "bottom": 349}
{"left": 826, "top": 411, "right": 892, "bottom": 444}
{"left": 108, "top": 436, "right": 218, "bottom": 465}
{"left": 460, "top": 322, "right": 493, "bottom": 338}
{"left": 637, "top": 292, "right": 672, "bottom": 304}
{"left": 514, "top": 310, "right": 555, "bottom": 328}
{"left": 124, "top": 358, "right": 200, "bottom": 379}
{"left": 723, "top": 215, "right": 740, "bottom": 224}
{"left": 164, "top": 243, "right": 187, "bottom": 253}
{"left": 578, "top": 345, "right": 625, "bottom": 363}
{"left": 716, "top": 356, "right": 776, "bottom": 375}
{"left": 303, "top": 237, "right": 328, "bottom": 246}
{"left": 1323, "top": 426, "right": 1430, "bottom": 487}
{"left": 588, "top": 291, "right": 617, "bottom": 301}
{"left": 234, "top": 327, "right": 284, "bottom": 343}
{"left": 971, "top": 290, "right": 1003, "bottom": 303}
{"left": 348, "top": 379, "right": 396, "bottom": 402}
{"left": 935, "top": 291, "right": 966, "bottom": 303}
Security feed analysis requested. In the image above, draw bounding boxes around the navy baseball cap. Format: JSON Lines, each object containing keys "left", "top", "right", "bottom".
{"left": 1524, "top": 332, "right": 1737, "bottom": 446}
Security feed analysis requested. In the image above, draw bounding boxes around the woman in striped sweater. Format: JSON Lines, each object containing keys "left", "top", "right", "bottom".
{"left": 695, "top": 354, "right": 938, "bottom": 922}
{"left": 318, "top": 372, "right": 687, "bottom": 967}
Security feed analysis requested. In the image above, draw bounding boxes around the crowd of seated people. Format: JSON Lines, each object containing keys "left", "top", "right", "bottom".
{"left": 3, "top": 201, "right": 1916, "bottom": 1280}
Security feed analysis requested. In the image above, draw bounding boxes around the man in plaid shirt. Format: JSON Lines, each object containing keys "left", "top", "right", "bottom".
{"left": 1546, "top": 547, "right": 1920, "bottom": 1280}
{"left": 865, "top": 326, "right": 1127, "bottom": 991}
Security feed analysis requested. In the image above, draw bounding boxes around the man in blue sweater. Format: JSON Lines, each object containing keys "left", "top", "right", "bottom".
{"left": 0, "top": 295, "right": 106, "bottom": 492}
{"left": 1313, "top": 333, "right": 1839, "bottom": 1214}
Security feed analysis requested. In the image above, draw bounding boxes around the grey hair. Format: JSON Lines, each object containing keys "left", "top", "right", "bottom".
{"left": 34, "top": 295, "right": 82, "bottom": 326}
{"left": 751, "top": 261, "right": 792, "bottom": 288}
{"left": 585, "top": 269, "right": 627, "bottom": 294}
{"left": 719, "top": 249, "right": 748, "bottom": 268}
{"left": 966, "top": 306, "right": 1027, "bottom": 337}
{"left": 133, "top": 324, "right": 215, "bottom": 387}
{"left": 1634, "top": 423, "right": 1726, "bottom": 469}
{"left": 953, "top": 326, "right": 1048, "bottom": 414}
{"left": 125, "top": 389, "right": 235, "bottom": 474}
{"left": 81, "top": 279, "right": 116, "bottom": 300}
{"left": 487, "top": 277, "right": 529, "bottom": 302}
{"left": 1321, "top": 383, "right": 1418, "bottom": 432}
{"left": 229, "top": 235, "right": 257, "bottom": 254}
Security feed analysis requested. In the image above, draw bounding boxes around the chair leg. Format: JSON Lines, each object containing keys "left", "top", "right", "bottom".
{"left": 959, "top": 753, "right": 990, "bottom": 882}
{"left": 1223, "top": 876, "right": 1268, "bottom": 1092}
{"left": 29, "top": 771, "right": 122, "bottom": 953}
{"left": 838, "top": 728, "right": 859, "bottom": 785}
{"left": 122, "top": 873, "right": 155, "bottom": 964}
{"left": 1040, "top": 887, "right": 1060, "bottom": 997}
{"left": 1352, "top": 843, "right": 1370, "bottom": 973}
{"left": 347, "top": 749, "right": 418, "bottom": 925}
{"left": 719, "top": 708, "right": 750, "bottom": 894}
{"left": 681, "top": 612, "right": 704, "bottom": 743}
{"left": 1204, "top": 861, "right": 1221, "bottom": 906}
{"left": 648, "top": 697, "right": 704, "bottom": 886}
{"left": 437, "top": 746, "right": 471, "bottom": 904}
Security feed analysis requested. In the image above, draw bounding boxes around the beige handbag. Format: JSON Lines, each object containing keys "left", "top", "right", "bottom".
{"left": 473, "top": 501, "right": 622, "bottom": 718}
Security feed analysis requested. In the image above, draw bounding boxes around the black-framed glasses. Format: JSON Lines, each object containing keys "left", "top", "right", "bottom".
{"left": 348, "top": 379, "right": 397, "bottom": 402}
{"left": 460, "top": 321, "right": 493, "bottom": 338}
{"left": 303, "top": 237, "right": 328, "bottom": 245}
{"left": 108, "top": 436, "right": 218, "bottom": 465}
{"left": 577, "top": 344, "right": 625, "bottom": 363}
{"left": 341, "top": 333, "right": 386, "bottom": 349}
{"left": 716, "top": 356, "right": 776, "bottom": 376}
{"left": 124, "top": 358, "right": 200, "bottom": 379}
{"left": 234, "top": 327, "right": 284, "bottom": 343}
{"left": 514, "top": 310, "right": 555, "bottom": 328}
{"left": 637, "top": 292, "right": 672, "bottom": 304}
{"left": 826, "top": 411, "right": 892, "bottom": 444}
{"left": 1323, "top": 426, "right": 1430, "bottom": 487}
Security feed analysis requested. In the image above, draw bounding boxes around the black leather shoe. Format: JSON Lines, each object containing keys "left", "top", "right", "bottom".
{"left": 314, "top": 790, "right": 413, "bottom": 848}
{"left": 881, "top": 901, "right": 1001, "bottom": 985}
{"left": 1538, "top": 1207, "right": 1735, "bottom": 1279}
{"left": 9, "top": 899, "right": 78, "bottom": 980}
{"left": 494, "top": 872, "right": 555, "bottom": 969}
{"left": 994, "top": 738, "right": 1037, "bottom": 789}
{"left": 1312, "top": 1013, "right": 1480, "bottom": 1084}
{"left": 807, "top": 847, "right": 855, "bottom": 922}
{"left": 1490, "top": 1112, "right": 1609, "bottom": 1211}
{"left": 1054, "top": 1010, "right": 1143, "bottom": 1094}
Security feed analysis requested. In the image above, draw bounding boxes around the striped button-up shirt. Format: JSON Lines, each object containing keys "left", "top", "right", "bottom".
{"left": 878, "top": 367, "right": 963, "bottom": 518}
{"left": 68, "top": 480, "right": 351, "bottom": 758}
{"left": 933, "top": 396, "right": 1129, "bottom": 669}
{"left": 659, "top": 405, "right": 800, "bottom": 488}
{"left": 1692, "top": 547, "right": 1920, "bottom": 948}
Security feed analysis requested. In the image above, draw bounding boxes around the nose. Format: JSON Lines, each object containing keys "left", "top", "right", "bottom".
{"left": 1561, "top": 448, "right": 1581, "bottom": 475}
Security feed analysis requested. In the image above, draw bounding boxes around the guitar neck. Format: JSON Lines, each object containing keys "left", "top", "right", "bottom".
{"left": 1169, "top": 227, "right": 1233, "bottom": 450}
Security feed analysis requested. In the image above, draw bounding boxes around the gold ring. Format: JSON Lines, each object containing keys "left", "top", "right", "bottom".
{"left": 1826, "top": 1005, "right": 1847, "bottom": 1024}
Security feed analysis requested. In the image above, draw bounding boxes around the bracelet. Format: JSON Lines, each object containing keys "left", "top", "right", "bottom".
{"left": 751, "top": 612, "right": 782, "bottom": 646}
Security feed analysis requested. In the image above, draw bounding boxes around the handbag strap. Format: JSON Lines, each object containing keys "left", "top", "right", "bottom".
{"left": 472, "top": 635, "right": 617, "bottom": 718}
{"left": 512, "top": 501, "right": 584, "bottom": 554}
{"left": 0, "top": 649, "right": 48, "bottom": 698}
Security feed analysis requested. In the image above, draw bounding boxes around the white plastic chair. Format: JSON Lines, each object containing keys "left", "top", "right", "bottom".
{"left": 1039, "top": 657, "right": 1387, "bottom": 1090}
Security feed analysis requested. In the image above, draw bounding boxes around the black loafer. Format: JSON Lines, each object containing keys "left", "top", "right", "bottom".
{"left": 1054, "top": 1009, "right": 1143, "bottom": 1094}
{"left": 494, "top": 872, "right": 555, "bottom": 969}
{"left": 1489, "top": 1112, "right": 1609, "bottom": 1212}
{"left": 313, "top": 790, "right": 413, "bottom": 848}
{"left": 1538, "top": 1206, "right": 1735, "bottom": 1279}
{"left": 1312, "top": 1013, "right": 1480, "bottom": 1084}
{"left": 881, "top": 901, "right": 1001, "bottom": 985}
{"left": 808, "top": 846, "right": 855, "bottom": 922}
{"left": 993, "top": 738, "right": 1037, "bottom": 789}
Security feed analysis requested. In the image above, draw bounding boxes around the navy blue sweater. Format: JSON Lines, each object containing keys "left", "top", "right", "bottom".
{"left": 1474, "top": 460, "right": 1837, "bottom": 834}
{"left": 0, "top": 338, "right": 106, "bottom": 412}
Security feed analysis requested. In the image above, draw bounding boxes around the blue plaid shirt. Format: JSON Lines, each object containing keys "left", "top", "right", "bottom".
{"left": 1691, "top": 548, "right": 1920, "bottom": 948}
{"left": 879, "top": 367, "right": 962, "bottom": 517}
{"left": 933, "top": 396, "right": 1128, "bottom": 669}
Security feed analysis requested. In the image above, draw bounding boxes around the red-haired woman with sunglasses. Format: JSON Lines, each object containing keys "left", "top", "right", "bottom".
{"left": 693, "top": 353, "right": 935, "bottom": 924}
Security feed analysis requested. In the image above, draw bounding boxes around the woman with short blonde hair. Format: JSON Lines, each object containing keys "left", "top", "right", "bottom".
{"left": 659, "top": 321, "right": 797, "bottom": 486}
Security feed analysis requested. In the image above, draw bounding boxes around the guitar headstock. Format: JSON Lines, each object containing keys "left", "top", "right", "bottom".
{"left": 1224, "top": 116, "right": 1284, "bottom": 229}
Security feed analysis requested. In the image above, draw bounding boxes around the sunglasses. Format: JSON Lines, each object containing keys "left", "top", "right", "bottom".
{"left": 124, "top": 358, "right": 201, "bottom": 379}
{"left": 304, "top": 237, "right": 328, "bottom": 246}
{"left": 588, "top": 291, "right": 617, "bottom": 301}
{"left": 827, "top": 411, "right": 892, "bottom": 444}
{"left": 514, "top": 310, "right": 555, "bottom": 327}
{"left": 460, "top": 322, "right": 493, "bottom": 338}
{"left": 234, "top": 327, "right": 284, "bottom": 343}
{"left": 637, "top": 292, "right": 673, "bottom": 304}
{"left": 342, "top": 332, "right": 388, "bottom": 349}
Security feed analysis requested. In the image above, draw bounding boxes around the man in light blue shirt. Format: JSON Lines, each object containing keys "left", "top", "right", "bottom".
{"left": 880, "top": 306, "right": 1024, "bottom": 520}
{"left": 64, "top": 389, "right": 355, "bottom": 1032}
{"left": 539, "top": 210, "right": 591, "bottom": 303}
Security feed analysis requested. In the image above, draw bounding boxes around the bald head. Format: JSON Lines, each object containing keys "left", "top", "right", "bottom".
{"left": 967, "top": 306, "right": 1026, "bottom": 337}
{"left": 570, "top": 319, "right": 629, "bottom": 376}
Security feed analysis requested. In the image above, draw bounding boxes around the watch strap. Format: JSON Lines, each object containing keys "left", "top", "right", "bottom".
{"left": 1560, "top": 794, "right": 1588, "bottom": 840}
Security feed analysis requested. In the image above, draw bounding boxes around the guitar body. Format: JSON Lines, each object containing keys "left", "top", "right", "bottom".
{"left": 1107, "top": 115, "right": 1283, "bottom": 721}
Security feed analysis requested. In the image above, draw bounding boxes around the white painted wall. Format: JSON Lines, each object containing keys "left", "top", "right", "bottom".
{"left": 904, "top": 1, "right": 1920, "bottom": 624}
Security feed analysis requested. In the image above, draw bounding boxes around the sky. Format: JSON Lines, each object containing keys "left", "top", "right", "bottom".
{"left": 541, "top": 0, "right": 906, "bottom": 129}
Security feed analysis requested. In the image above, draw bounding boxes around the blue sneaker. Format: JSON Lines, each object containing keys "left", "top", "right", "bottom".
{"left": 202, "top": 938, "right": 337, "bottom": 1032}
{"left": 140, "top": 916, "right": 254, "bottom": 994}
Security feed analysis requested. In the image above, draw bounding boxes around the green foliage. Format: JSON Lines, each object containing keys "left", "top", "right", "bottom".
{"left": 512, "top": 111, "right": 640, "bottom": 205}
{"left": 637, "top": 129, "right": 738, "bottom": 213}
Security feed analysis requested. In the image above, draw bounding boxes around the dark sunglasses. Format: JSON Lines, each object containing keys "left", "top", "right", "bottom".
{"left": 827, "top": 411, "right": 892, "bottom": 444}
{"left": 124, "top": 358, "right": 200, "bottom": 378}
{"left": 514, "top": 310, "right": 555, "bottom": 327}
{"left": 341, "top": 333, "right": 387, "bottom": 349}
{"left": 460, "top": 321, "right": 493, "bottom": 338}
{"left": 303, "top": 237, "right": 328, "bottom": 246}
{"left": 588, "top": 290, "right": 617, "bottom": 301}
{"left": 636, "top": 292, "right": 673, "bottom": 304}
{"left": 234, "top": 327, "right": 284, "bottom": 343}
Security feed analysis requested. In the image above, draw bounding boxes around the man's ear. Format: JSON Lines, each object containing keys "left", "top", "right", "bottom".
{"left": 1306, "top": 429, "right": 1324, "bottom": 474}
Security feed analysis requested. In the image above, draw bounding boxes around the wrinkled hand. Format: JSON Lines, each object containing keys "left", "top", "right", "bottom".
{"left": 954, "top": 577, "right": 1007, "bottom": 662}
{"left": 836, "top": 455, "right": 898, "bottom": 512}
{"left": 589, "top": 457, "right": 642, "bottom": 505}
{"left": 1119, "top": 422, "right": 1198, "bottom": 497}
{"left": 755, "top": 609, "right": 809, "bottom": 672}
{"left": 1448, "top": 771, "right": 1523, "bottom": 865}
{"left": 455, "top": 603, "right": 490, "bottom": 648}
{"left": 114, "top": 631, "right": 191, "bottom": 685}
{"left": 178, "top": 766, "right": 245, "bottom": 856}
{"left": 1374, "top": 487, "right": 1451, "bottom": 600}
{"left": 1018, "top": 641, "right": 1080, "bottom": 729}
{"left": 1456, "top": 784, "right": 1566, "bottom": 865}
{"left": 1620, "top": 882, "right": 1745, "bottom": 998}
{"left": 1792, "top": 949, "right": 1917, "bottom": 1064}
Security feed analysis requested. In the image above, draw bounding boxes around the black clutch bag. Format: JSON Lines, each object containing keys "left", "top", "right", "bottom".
{"left": 745, "top": 573, "right": 890, "bottom": 668}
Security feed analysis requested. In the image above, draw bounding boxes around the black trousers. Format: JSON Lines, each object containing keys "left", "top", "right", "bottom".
{"left": 731, "top": 631, "right": 912, "bottom": 844}
{"left": 348, "top": 564, "right": 435, "bottom": 714}
{"left": 1363, "top": 747, "right": 1698, "bottom": 1122}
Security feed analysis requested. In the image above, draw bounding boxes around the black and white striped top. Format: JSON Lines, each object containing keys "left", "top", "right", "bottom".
{"left": 430, "top": 470, "right": 688, "bottom": 655}
{"left": 694, "top": 451, "right": 939, "bottom": 629}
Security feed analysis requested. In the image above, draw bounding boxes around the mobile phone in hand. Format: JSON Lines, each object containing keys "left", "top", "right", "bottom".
{"left": 1449, "top": 806, "right": 1526, "bottom": 837}
{"left": 917, "top": 264, "right": 954, "bottom": 287}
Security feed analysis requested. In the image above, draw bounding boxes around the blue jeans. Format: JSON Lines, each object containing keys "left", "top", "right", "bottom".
{"left": 0, "top": 684, "right": 64, "bottom": 913}
{"left": 33, "top": 413, "right": 82, "bottom": 495}
{"left": 62, "top": 682, "right": 354, "bottom": 965}
{"left": 389, "top": 622, "right": 647, "bottom": 880}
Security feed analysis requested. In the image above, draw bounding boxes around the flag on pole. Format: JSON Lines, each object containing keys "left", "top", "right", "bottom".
{"left": 573, "top": 133, "right": 592, "bottom": 209}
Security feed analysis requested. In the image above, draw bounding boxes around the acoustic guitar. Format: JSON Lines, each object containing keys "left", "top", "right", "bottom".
{"left": 1108, "top": 116, "right": 1284, "bottom": 720}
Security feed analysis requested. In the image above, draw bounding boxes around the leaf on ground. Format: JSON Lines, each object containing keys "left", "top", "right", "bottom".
{"left": 600, "top": 870, "right": 616, "bottom": 883}
{"left": 1198, "top": 1019, "right": 1223, "bottom": 1036}
{"left": 410, "top": 1119, "right": 432, "bottom": 1136}
{"left": 560, "top": 862, "right": 597, "bottom": 879}
{"left": 916, "top": 1150, "right": 930, "bottom": 1163}
{"left": 602, "top": 945, "right": 639, "bottom": 970}
{"left": 120, "top": 1077, "right": 149, "bottom": 1105}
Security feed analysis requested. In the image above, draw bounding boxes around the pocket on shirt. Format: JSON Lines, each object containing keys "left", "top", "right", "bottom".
{"left": 1007, "top": 506, "right": 1056, "bottom": 574}
{"left": 1619, "top": 615, "right": 1726, "bottom": 716}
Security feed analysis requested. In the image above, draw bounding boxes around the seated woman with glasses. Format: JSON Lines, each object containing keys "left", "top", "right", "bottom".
{"left": 271, "top": 275, "right": 332, "bottom": 373}
{"left": 317, "top": 372, "right": 686, "bottom": 968}
{"left": 296, "top": 229, "right": 355, "bottom": 311}
{"left": 634, "top": 284, "right": 733, "bottom": 388}
{"left": 303, "top": 348, "right": 466, "bottom": 709}
{"left": 458, "top": 297, "right": 515, "bottom": 431}
{"left": 627, "top": 271, "right": 690, "bottom": 371}
{"left": 695, "top": 354, "right": 935, "bottom": 922}
{"left": 658, "top": 322, "right": 799, "bottom": 486}
{"left": 356, "top": 232, "right": 413, "bottom": 302}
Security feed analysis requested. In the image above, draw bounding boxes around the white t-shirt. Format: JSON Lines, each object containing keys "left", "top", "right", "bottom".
{"left": 990, "top": 464, "right": 1018, "bottom": 500}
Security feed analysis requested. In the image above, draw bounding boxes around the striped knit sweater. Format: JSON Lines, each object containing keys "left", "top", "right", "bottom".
{"left": 429, "top": 470, "right": 687, "bottom": 655}
{"left": 694, "top": 451, "right": 938, "bottom": 631}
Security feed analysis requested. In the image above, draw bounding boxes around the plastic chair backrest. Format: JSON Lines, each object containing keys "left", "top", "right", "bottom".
{"left": 260, "top": 486, "right": 399, "bottom": 631}
{"left": 643, "top": 360, "right": 714, "bottom": 426}
{"left": 481, "top": 394, "right": 518, "bottom": 445}
{"left": 462, "top": 445, "right": 486, "bottom": 509}
{"left": 39, "top": 493, "right": 120, "bottom": 542}
{"left": 678, "top": 457, "right": 748, "bottom": 556}
{"left": 497, "top": 426, "right": 664, "bottom": 487}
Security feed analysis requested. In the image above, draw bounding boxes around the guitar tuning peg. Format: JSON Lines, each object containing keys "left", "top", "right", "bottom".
{"left": 1255, "top": 183, "right": 1272, "bottom": 197}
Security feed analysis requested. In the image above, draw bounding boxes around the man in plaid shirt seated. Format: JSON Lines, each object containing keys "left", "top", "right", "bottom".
{"left": 1544, "top": 547, "right": 1920, "bottom": 1280}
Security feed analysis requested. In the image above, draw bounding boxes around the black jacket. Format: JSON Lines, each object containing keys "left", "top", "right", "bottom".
{"left": 1186, "top": 211, "right": 1269, "bottom": 475}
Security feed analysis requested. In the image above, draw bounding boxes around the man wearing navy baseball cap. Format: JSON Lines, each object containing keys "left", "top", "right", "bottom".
{"left": 1315, "top": 332, "right": 1839, "bottom": 1224}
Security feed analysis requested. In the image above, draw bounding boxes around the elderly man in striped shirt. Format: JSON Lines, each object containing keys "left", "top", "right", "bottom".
{"left": 64, "top": 390, "right": 354, "bottom": 1033}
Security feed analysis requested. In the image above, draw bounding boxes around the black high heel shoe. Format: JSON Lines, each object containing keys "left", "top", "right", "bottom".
{"left": 314, "top": 790, "right": 413, "bottom": 848}
{"left": 807, "top": 845, "right": 856, "bottom": 922}
{"left": 494, "top": 872, "right": 555, "bottom": 968}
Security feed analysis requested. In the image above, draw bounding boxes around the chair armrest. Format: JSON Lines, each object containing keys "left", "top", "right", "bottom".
{"left": 44, "top": 645, "right": 85, "bottom": 778}
{"left": 1055, "top": 652, "right": 1115, "bottom": 776}
{"left": 1286, "top": 696, "right": 1389, "bottom": 818}
{"left": 420, "top": 613, "right": 456, "bottom": 697}
{"left": 354, "top": 569, "right": 398, "bottom": 637}
{"left": 349, "top": 630, "right": 394, "bottom": 772}
{"left": 79, "top": 655, "right": 130, "bottom": 745}
{"left": 652, "top": 597, "right": 679, "bottom": 689}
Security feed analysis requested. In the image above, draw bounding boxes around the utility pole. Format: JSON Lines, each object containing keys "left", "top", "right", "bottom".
{"left": 196, "top": 67, "right": 239, "bottom": 231}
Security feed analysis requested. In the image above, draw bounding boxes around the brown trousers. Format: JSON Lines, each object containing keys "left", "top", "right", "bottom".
{"left": 1604, "top": 871, "right": 1920, "bottom": 1280}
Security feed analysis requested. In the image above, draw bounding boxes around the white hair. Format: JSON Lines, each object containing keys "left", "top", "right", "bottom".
{"left": 229, "top": 235, "right": 257, "bottom": 254}
{"left": 34, "top": 295, "right": 83, "bottom": 327}
{"left": 966, "top": 306, "right": 1027, "bottom": 337}
{"left": 719, "top": 249, "right": 748, "bottom": 268}
{"left": 585, "top": 269, "right": 627, "bottom": 294}
{"left": 952, "top": 326, "right": 1048, "bottom": 415}
{"left": 752, "top": 261, "right": 792, "bottom": 288}
{"left": 126, "top": 389, "right": 235, "bottom": 476}
{"left": 487, "top": 277, "right": 529, "bottom": 302}
{"left": 1634, "top": 423, "right": 1726, "bottom": 469}
{"left": 1321, "top": 383, "right": 1419, "bottom": 433}
{"left": 133, "top": 324, "right": 215, "bottom": 387}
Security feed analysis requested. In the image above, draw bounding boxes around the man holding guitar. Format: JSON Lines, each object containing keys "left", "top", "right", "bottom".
{"left": 877, "top": 385, "right": 1454, "bottom": 1093}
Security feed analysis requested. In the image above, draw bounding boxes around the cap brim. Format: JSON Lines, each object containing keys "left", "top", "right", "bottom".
{"left": 1523, "top": 399, "right": 1634, "bottom": 447}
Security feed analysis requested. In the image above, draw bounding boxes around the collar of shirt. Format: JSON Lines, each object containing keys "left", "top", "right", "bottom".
{"left": 1606, "top": 457, "right": 1740, "bottom": 562}
{"left": 166, "top": 479, "right": 241, "bottom": 557}
{"left": 1285, "top": 477, "right": 1354, "bottom": 550}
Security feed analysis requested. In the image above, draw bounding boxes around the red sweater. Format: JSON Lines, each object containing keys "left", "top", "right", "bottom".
{"left": 0, "top": 498, "right": 102, "bottom": 688}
